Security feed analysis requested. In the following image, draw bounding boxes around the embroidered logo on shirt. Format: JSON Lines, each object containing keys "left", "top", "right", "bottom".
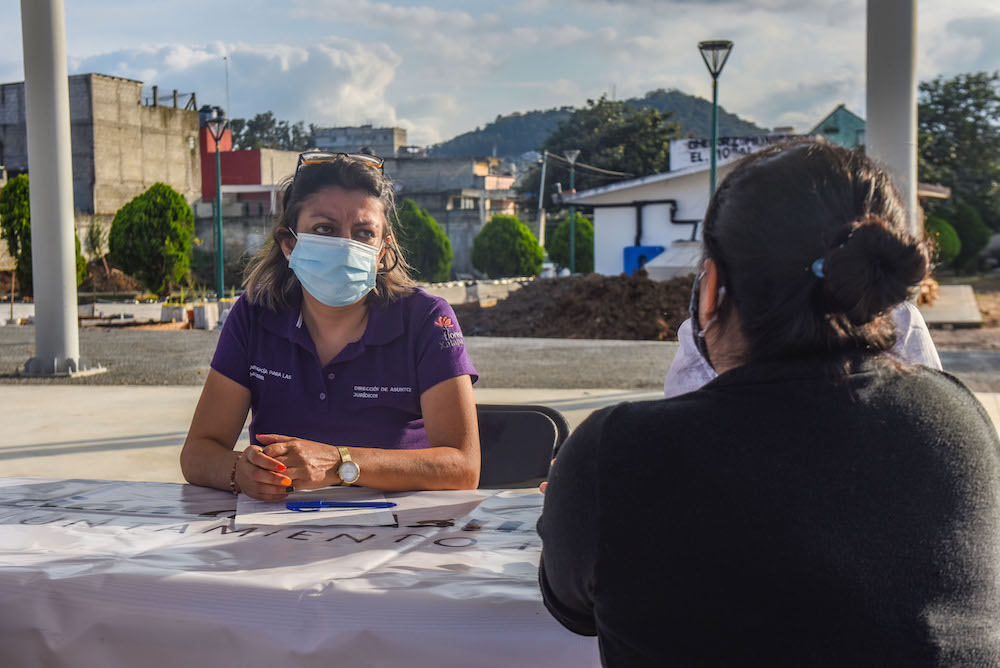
{"left": 353, "top": 384, "right": 413, "bottom": 400}
{"left": 249, "top": 364, "right": 292, "bottom": 382}
{"left": 434, "top": 315, "right": 454, "bottom": 329}
{"left": 440, "top": 330, "right": 465, "bottom": 350}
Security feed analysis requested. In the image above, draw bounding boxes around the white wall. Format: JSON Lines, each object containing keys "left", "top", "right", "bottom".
{"left": 589, "top": 164, "right": 735, "bottom": 275}
{"left": 594, "top": 208, "right": 637, "bottom": 275}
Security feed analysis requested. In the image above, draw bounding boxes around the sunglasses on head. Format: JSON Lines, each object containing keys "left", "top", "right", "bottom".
{"left": 295, "top": 151, "right": 385, "bottom": 178}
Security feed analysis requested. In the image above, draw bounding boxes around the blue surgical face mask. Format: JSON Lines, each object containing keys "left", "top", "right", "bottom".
{"left": 287, "top": 231, "right": 381, "bottom": 307}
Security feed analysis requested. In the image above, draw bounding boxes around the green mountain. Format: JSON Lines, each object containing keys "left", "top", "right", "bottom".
{"left": 430, "top": 88, "right": 767, "bottom": 158}
{"left": 429, "top": 107, "right": 574, "bottom": 159}
{"left": 633, "top": 89, "right": 766, "bottom": 138}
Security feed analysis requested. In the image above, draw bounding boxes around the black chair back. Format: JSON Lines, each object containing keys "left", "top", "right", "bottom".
{"left": 477, "top": 404, "right": 571, "bottom": 488}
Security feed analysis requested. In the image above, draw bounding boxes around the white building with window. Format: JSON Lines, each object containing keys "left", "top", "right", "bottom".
{"left": 564, "top": 161, "right": 736, "bottom": 279}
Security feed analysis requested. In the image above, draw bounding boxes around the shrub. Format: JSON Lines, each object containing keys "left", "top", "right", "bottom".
{"left": 471, "top": 214, "right": 544, "bottom": 278}
{"left": 0, "top": 175, "right": 31, "bottom": 294}
{"left": 109, "top": 183, "right": 195, "bottom": 295}
{"left": 546, "top": 212, "right": 594, "bottom": 273}
{"left": 0, "top": 174, "right": 86, "bottom": 295}
{"left": 924, "top": 216, "right": 961, "bottom": 268}
{"left": 395, "top": 199, "right": 452, "bottom": 282}
{"left": 948, "top": 203, "right": 992, "bottom": 271}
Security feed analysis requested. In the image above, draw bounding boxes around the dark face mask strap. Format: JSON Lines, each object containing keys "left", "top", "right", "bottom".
{"left": 689, "top": 272, "right": 714, "bottom": 369}
{"left": 380, "top": 243, "right": 401, "bottom": 274}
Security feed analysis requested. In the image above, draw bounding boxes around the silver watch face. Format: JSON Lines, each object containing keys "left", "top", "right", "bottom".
{"left": 339, "top": 460, "right": 360, "bottom": 483}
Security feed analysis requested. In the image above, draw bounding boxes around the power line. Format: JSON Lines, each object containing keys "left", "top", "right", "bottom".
{"left": 545, "top": 152, "right": 633, "bottom": 177}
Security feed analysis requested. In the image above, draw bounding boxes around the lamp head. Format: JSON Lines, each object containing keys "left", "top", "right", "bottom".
{"left": 698, "top": 40, "right": 734, "bottom": 79}
{"left": 205, "top": 109, "right": 229, "bottom": 142}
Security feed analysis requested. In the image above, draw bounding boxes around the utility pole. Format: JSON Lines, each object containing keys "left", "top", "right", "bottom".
{"left": 563, "top": 150, "right": 580, "bottom": 274}
{"left": 536, "top": 150, "right": 548, "bottom": 248}
{"left": 224, "top": 56, "right": 231, "bottom": 117}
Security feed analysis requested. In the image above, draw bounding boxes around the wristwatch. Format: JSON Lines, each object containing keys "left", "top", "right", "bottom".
{"left": 336, "top": 446, "right": 360, "bottom": 485}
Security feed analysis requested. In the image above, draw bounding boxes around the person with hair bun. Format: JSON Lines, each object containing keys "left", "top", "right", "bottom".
{"left": 538, "top": 140, "right": 1000, "bottom": 666}
{"left": 181, "top": 153, "right": 480, "bottom": 498}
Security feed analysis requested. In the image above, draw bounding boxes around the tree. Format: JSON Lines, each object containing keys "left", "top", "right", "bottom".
{"left": 109, "top": 183, "right": 195, "bottom": 295}
{"left": 229, "top": 112, "right": 314, "bottom": 151}
{"left": 924, "top": 216, "right": 961, "bottom": 268}
{"left": 0, "top": 174, "right": 85, "bottom": 296}
{"left": 85, "top": 218, "right": 111, "bottom": 278}
{"left": 395, "top": 199, "right": 452, "bottom": 282}
{"left": 918, "top": 71, "right": 1000, "bottom": 230}
{"left": 471, "top": 214, "right": 544, "bottom": 278}
{"left": 546, "top": 212, "right": 594, "bottom": 273}
{"left": 947, "top": 203, "right": 992, "bottom": 271}
{"left": 0, "top": 175, "right": 31, "bottom": 294}
{"left": 518, "top": 95, "right": 682, "bottom": 211}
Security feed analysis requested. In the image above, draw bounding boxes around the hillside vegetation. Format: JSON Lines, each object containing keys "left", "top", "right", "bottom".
{"left": 431, "top": 88, "right": 767, "bottom": 159}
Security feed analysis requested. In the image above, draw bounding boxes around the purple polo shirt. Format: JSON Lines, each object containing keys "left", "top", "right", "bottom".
{"left": 210, "top": 288, "right": 478, "bottom": 450}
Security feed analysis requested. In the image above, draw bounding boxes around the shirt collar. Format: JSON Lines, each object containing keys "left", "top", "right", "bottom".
{"left": 704, "top": 353, "right": 889, "bottom": 390}
{"left": 255, "top": 291, "right": 405, "bottom": 348}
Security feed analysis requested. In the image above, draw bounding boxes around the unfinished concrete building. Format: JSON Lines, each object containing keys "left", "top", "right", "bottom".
{"left": 0, "top": 73, "right": 201, "bottom": 265}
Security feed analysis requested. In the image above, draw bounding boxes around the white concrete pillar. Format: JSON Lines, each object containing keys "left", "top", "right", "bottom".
{"left": 866, "top": 0, "right": 919, "bottom": 237}
{"left": 19, "top": 0, "right": 102, "bottom": 376}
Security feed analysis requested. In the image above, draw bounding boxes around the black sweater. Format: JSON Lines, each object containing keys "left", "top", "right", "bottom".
{"left": 538, "top": 356, "right": 1000, "bottom": 667}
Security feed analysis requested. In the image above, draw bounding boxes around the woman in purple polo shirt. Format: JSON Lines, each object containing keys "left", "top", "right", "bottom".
{"left": 181, "top": 153, "right": 480, "bottom": 499}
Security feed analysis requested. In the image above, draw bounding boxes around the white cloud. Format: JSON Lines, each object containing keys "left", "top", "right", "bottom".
{"left": 70, "top": 38, "right": 403, "bottom": 129}
{"left": 292, "top": 0, "right": 498, "bottom": 31}
{"left": 3, "top": 0, "right": 992, "bottom": 146}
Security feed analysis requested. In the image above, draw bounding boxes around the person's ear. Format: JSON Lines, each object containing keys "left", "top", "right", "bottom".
{"left": 379, "top": 235, "right": 391, "bottom": 269}
{"left": 278, "top": 227, "right": 295, "bottom": 261}
{"left": 698, "top": 257, "right": 722, "bottom": 327}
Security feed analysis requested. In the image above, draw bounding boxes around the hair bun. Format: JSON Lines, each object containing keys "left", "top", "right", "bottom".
{"left": 821, "top": 219, "right": 929, "bottom": 325}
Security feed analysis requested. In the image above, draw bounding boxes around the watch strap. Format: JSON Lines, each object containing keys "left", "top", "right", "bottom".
{"left": 336, "top": 446, "right": 357, "bottom": 485}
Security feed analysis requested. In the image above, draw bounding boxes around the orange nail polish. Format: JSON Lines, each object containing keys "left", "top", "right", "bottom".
{"left": 280, "top": 477, "right": 292, "bottom": 487}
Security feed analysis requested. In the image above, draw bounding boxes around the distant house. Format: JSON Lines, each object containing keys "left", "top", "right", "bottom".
{"left": 565, "top": 162, "right": 736, "bottom": 279}
{"left": 384, "top": 156, "right": 517, "bottom": 276}
{"left": 567, "top": 106, "right": 948, "bottom": 280}
{"left": 313, "top": 125, "right": 408, "bottom": 159}
{"left": 810, "top": 104, "right": 866, "bottom": 149}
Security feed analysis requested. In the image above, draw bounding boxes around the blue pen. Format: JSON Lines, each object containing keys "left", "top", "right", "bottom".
{"left": 286, "top": 500, "right": 397, "bottom": 512}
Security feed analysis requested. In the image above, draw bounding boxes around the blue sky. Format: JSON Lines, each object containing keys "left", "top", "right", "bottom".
{"left": 2, "top": 0, "right": 998, "bottom": 145}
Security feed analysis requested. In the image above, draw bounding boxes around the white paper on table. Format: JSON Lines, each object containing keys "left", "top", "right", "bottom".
{"left": 235, "top": 487, "right": 397, "bottom": 528}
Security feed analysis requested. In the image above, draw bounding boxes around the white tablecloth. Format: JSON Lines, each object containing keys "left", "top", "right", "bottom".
{"left": 0, "top": 478, "right": 598, "bottom": 667}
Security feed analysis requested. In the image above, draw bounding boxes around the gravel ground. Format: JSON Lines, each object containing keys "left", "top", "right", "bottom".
{"left": 2, "top": 324, "right": 999, "bottom": 391}
{"left": 0, "top": 326, "right": 680, "bottom": 389}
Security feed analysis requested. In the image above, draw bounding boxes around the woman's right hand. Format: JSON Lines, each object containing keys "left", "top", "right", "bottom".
{"left": 540, "top": 458, "right": 556, "bottom": 494}
{"left": 236, "top": 447, "right": 294, "bottom": 500}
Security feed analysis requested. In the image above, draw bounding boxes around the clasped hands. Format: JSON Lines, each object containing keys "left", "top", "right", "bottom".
{"left": 235, "top": 434, "right": 343, "bottom": 500}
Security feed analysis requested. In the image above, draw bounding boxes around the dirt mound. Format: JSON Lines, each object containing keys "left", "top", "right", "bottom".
{"left": 453, "top": 272, "right": 694, "bottom": 340}
{"left": 79, "top": 260, "right": 142, "bottom": 293}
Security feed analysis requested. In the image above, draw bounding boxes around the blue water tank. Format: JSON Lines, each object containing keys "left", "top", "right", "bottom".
{"left": 623, "top": 246, "right": 665, "bottom": 275}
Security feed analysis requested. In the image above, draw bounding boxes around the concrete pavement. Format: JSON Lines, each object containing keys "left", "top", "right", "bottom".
{"left": 1, "top": 386, "right": 664, "bottom": 483}
{"left": 3, "top": 384, "right": 998, "bottom": 485}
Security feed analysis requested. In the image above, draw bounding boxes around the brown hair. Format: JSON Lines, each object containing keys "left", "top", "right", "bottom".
{"left": 243, "top": 157, "right": 415, "bottom": 310}
{"left": 702, "top": 138, "right": 930, "bottom": 362}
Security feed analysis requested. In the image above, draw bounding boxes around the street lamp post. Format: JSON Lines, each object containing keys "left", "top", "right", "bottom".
{"left": 698, "top": 40, "right": 734, "bottom": 196}
{"left": 205, "top": 109, "right": 229, "bottom": 300}
{"left": 563, "top": 149, "right": 580, "bottom": 274}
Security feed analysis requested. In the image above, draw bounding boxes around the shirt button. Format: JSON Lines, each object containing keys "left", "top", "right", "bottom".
{"left": 327, "top": 373, "right": 335, "bottom": 380}
{"left": 319, "top": 392, "right": 326, "bottom": 400}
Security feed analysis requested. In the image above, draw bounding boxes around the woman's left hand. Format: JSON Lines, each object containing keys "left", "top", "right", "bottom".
{"left": 256, "top": 434, "right": 342, "bottom": 490}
